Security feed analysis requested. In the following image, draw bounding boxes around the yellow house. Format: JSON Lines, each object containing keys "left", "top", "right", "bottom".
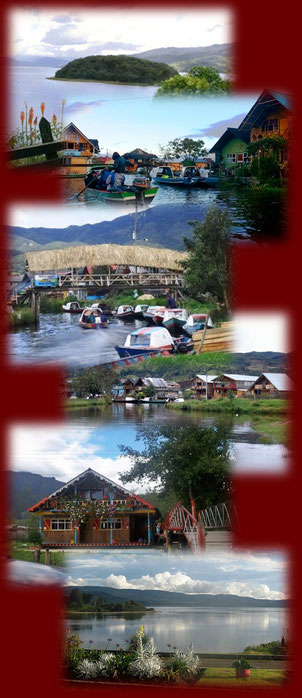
{"left": 61, "top": 122, "right": 100, "bottom": 176}
{"left": 239, "top": 90, "right": 291, "bottom": 164}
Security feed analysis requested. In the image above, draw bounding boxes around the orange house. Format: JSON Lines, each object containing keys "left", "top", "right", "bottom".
{"left": 61, "top": 122, "right": 100, "bottom": 175}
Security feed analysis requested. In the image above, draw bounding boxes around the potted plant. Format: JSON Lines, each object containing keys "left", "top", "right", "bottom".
{"left": 232, "top": 657, "right": 251, "bottom": 678}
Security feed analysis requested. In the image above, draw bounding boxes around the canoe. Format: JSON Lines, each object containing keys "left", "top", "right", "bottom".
{"left": 86, "top": 186, "right": 158, "bottom": 202}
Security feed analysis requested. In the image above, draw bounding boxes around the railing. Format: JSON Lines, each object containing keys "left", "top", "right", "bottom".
{"left": 55, "top": 272, "right": 184, "bottom": 288}
{"left": 200, "top": 501, "right": 237, "bottom": 530}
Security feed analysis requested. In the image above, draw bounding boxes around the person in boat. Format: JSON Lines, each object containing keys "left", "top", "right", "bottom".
{"left": 200, "top": 167, "right": 209, "bottom": 179}
{"left": 112, "top": 151, "right": 127, "bottom": 173}
{"left": 84, "top": 311, "right": 96, "bottom": 324}
{"left": 166, "top": 293, "right": 177, "bottom": 309}
{"left": 100, "top": 312, "right": 108, "bottom": 325}
{"left": 94, "top": 167, "right": 112, "bottom": 190}
{"left": 106, "top": 170, "right": 126, "bottom": 191}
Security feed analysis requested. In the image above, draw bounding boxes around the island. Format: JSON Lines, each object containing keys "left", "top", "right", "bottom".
{"left": 52, "top": 55, "right": 178, "bottom": 85}
{"left": 65, "top": 587, "right": 155, "bottom": 614}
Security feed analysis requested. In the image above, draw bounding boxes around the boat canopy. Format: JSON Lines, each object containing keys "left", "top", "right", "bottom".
{"left": 163, "top": 308, "right": 188, "bottom": 321}
{"left": 117, "top": 305, "right": 134, "bottom": 314}
{"left": 63, "top": 301, "right": 80, "bottom": 310}
{"left": 80, "top": 307, "right": 104, "bottom": 321}
{"left": 150, "top": 166, "right": 174, "bottom": 178}
{"left": 186, "top": 314, "right": 213, "bottom": 326}
{"left": 145, "top": 305, "right": 166, "bottom": 314}
{"left": 134, "top": 304, "right": 149, "bottom": 312}
{"left": 124, "top": 327, "right": 173, "bottom": 348}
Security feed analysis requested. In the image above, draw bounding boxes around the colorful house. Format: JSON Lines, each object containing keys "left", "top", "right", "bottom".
{"left": 209, "top": 128, "right": 250, "bottom": 171}
{"left": 28, "top": 468, "right": 157, "bottom": 547}
{"left": 213, "top": 374, "right": 258, "bottom": 398}
{"left": 61, "top": 122, "right": 100, "bottom": 175}
{"left": 210, "top": 90, "right": 291, "bottom": 170}
{"left": 247, "top": 373, "right": 293, "bottom": 398}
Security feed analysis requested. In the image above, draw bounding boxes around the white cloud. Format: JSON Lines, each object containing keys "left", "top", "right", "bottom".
{"left": 233, "top": 312, "right": 289, "bottom": 353}
{"left": 65, "top": 570, "right": 285, "bottom": 600}
{"left": 9, "top": 424, "right": 134, "bottom": 486}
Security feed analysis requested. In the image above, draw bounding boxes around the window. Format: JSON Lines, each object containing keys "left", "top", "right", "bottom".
{"left": 226, "top": 153, "right": 236, "bottom": 163}
{"left": 130, "top": 334, "right": 151, "bottom": 346}
{"left": 243, "top": 152, "right": 249, "bottom": 162}
{"left": 92, "top": 490, "right": 103, "bottom": 500}
{"left": 51, "top": 519, "right": 72, "bottom": 530}
{"left": 262, "top": 118, "right": 278, "bottom": 133}
{"left": 101, "top": 519, "right": 122, "bottom": 530}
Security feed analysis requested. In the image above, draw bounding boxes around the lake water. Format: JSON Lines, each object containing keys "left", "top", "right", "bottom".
{"left": 9, "top": 67, "right": 286, "bottom": 241}
{"left": 66, "top": 606, "right": 287, "bottom": 652}
{"left": 10, "top": 313, "right": 143, "bottom": 367}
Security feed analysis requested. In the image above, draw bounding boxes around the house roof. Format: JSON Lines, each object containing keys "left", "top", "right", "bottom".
{"left": 62, "top": 122, "right": 100, "bottom": 152}
{"left": 209, "top": 128, "right": 250, "bottom": 153}
{"left": 28, "top": 467, "right": 137, "bottom": 512}
{"left": 216, "top": 374, "right": 259, "bottom": 382}
{"left": 194, "top": 374, "right": 217, "bottom": 383}
{"left": 122, "top": 148, "right": 159, "bottom": 160}
{"left": 238, "top": 90, "right": 291, "bottom": 131}
{"left": 255, "top": 373, "right": 294, "bottom": 391}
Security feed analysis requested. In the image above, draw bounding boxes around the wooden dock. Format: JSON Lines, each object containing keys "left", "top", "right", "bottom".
{"left": 193, "top": 321, "right": 235, "bottom": 354}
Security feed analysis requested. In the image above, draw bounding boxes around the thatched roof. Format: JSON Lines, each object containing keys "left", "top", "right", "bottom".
{"left": 26, "top": 244, "right": 188, "bottom": 272}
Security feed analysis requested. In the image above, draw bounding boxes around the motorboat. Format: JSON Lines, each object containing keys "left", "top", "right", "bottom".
{"left": 113, "top": 305, "right": 135, "bottom": 320}
{"left": 90, "top": 302, "right": 113, "bottom": 316}
{"left": 79, "top": 307, "right": 108, "bottom": 329}
{"left": 83, "top": 167, "right": 158, "bottom": 202}
{"left": 115, "top": 326, "right": 175, "bottom": 358}
{"left": 162, "top": 308, "right": 189, "bottom": 332}
{"left": 183, "top": 314, "right": 214, "bottom": 336}
{"left": 143, "top": 305, "right": 166, "bottom": 324}
{"left": 62, "top": 301, "right": 84, "bottom": 314}
{"left": 134, "top": 303, "right": 149, "bottom": 319}
{"left": 150, "top": 165, "right": 199, "bottom": 187}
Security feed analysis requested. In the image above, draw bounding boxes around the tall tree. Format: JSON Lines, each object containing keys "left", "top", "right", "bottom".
{"left": 71, "top": 366, "right": 116, "bottom": 398}
{"left": 159, "top": 137, "right": 207, "bottom": 161}
{"left": 182, "top": 206, "right": 231, "bottom": 312}
{"left": 119, "top": 424, "right": 231, "bottom": 511}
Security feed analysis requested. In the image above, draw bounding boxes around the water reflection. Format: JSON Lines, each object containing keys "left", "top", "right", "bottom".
{"left": 66, "top": 606, "right": 287, "bottom": 652}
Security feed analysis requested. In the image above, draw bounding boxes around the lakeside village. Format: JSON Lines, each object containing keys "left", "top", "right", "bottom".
{"left": 9, "top": 90, "right": 290, "bottom": 195}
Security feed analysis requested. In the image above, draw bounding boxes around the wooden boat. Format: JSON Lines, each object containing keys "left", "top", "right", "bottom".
{"left": 143, "top": 305, "right": 166, "bottom": 324}
{"left": 79, "top": 307, "right": 108, "bottom": 329}
{"left": 90, "top": 302, "right": 113, "bottom": 316}
{"left": 134, "top": 303, "right": 149, "bottom": 319}
{"left": 150, "top": 165, "right": 199, "bottom": 188}
{"left": 115, "top": 326, "right": 175, "bottom": 358}
{"left": 113, "top": 304, "right": 135, "bottom": 320}
{"left": 88, "top": 186, "right": 158, "bottom": 202}
{"left": 62, "top": 301, "right": 84, "bottom": 314}
{"left": 162, "top": 308, "right": 189, "bottom": 332}
{"left": 183, "top": 314, "right": 214, "bottom": 336}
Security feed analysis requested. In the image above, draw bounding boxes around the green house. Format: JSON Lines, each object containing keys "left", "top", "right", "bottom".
{"left": 209, "top": 128, "right": 250, "bottom": 170}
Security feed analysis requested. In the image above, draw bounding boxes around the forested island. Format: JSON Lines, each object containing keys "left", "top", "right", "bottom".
{"left": 66, "top": 587, "right": 154, "bottom": 614}
{"left": 53, "top": 55, "right": 178, "bottom": 85}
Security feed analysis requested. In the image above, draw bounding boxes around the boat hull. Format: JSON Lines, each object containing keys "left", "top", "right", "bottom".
{"left": 152, "top": 177, "right": 198, "bottom": 188}
{"left": 115, "top": 312, "right": 135, "bottom": 320}
{"left": 196, "top": 177, "right": 220, "bottom": 187}
{"left": 80, "top": 321, "right": 108, "bottom": 329}
{"left": 115, "top": 345, "right": 174, "bottom": 358}
{"left": 86, "top": 186, "right": 158, "bottom": 202}
{"left": 163, "top": 317, "right": 187, "bottom": 332}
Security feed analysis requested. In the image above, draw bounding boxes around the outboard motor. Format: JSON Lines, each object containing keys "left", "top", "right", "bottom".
{"left": 132, "top": 175, "right": 151, "bottom": 189}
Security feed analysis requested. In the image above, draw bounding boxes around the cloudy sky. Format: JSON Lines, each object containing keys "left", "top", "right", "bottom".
{"left": 65, "top": 549, "right": 287, "bottom": 600}
{"left": 233, "top": 312, "right": 289, "bottom": 353}
{"left": 10, "top": 8, "right": 232, "bottom": 58}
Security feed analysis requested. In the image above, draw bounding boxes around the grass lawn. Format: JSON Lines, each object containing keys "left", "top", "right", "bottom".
{"left": 168, "top": 397, "right": 288, "bottom": 415}
{"left": 66, "top": 397, "right": 112, "bottom": 409}
{"left": 198, "top": 668, "right": 286, "bottom": 686}
{"left": 11, "top": 542, "right": 65, "bottom": 567}
{"left": 120, "top": 352, "right": 231, "bottom": 381}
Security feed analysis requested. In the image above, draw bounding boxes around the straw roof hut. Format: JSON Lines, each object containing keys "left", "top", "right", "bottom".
{"left": 26, "top": 244, "right": 188, "bottom": 272}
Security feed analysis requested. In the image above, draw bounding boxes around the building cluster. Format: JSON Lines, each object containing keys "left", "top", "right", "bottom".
{"left": 112, "top": 376, "right": 182, "bottom": 401}
{"left": 190, "top": 373, "right": 293, "bottom": 400}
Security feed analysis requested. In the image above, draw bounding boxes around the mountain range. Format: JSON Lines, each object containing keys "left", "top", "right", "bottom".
{"left": 10, "top": 471, "right": 65, "bottom": 519}
{"left": 65, "top": 586, "right": 288, "bottom": 608}
{"left": 10, "top": 44, "right": 232, "bottom": 73}
{"left": 10, "top": 203, "right": 206, "bottom": 271}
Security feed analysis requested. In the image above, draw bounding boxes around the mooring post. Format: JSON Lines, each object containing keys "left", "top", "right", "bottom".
{"left": 31, "top": 290, "right": 40, "bottom": 323}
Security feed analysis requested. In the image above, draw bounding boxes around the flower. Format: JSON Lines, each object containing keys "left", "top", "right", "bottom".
{"left": 33, "top": 116, "right": 38, "bottom": 126}
{"left": 40, "top": 102, "right": 45, "bottom": 115}
{"left": 28, "top": 107, "right": 34, "bottom": 125}
{"left": 52, "top": 113, "right": 57, "bottom": 125}
{"left": 20, "top": 111, "right": 25, "bottom": 125}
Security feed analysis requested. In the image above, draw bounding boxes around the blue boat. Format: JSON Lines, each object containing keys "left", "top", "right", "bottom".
{"left": 150, "top": 166, "right": 199, "bottom": 188}
{"left": 115, "top": 326, "right": 175, "bottom": 358}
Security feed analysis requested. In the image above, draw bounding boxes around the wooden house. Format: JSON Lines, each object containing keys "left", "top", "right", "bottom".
{"left": 112, "top": 377, "right": 139, "bottom": 399}
{"left": 247, "top": 373, "right": 293, "bottom": 398}
{"left": 210, "top": 90, "right": 291, "bottom": 170}
{"left": 28, "top": 468, "right": 157, "bottom": 547}
{"left": 213, "top": 374, "right": 258, "bottom": 398}
{"left": 190, "top": 375, "right": 217, "bottom": 399}
{"left": 61, "top": 122, "right": 100, "bottom": 175}
{"left": 122, "top": 148, "right": 159, "bottom": 172}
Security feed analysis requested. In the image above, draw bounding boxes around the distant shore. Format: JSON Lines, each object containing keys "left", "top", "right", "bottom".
{"left": 47, "top": 77, "right": 159, "bottom": 87}
{"left": 66, "top": 609, "right": 156, "bottom": 615}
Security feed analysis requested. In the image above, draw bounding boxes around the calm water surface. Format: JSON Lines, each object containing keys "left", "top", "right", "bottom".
{"left": 66, "top": 606, "right": 287, "bottom": 652}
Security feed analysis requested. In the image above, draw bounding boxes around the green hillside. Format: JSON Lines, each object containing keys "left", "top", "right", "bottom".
{"left": 131, "top": 43, "right": 232, "bottom": 73}
{"left": 54, "top": 54, "right": 178, "bottom": 84}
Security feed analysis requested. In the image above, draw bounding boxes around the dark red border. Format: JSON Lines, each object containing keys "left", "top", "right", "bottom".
{"left": 0, "top": 2, "right": 301, "bottom": 697}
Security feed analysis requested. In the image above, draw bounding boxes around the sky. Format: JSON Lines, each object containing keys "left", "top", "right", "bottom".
{"left": 64, "top": 549, "right": 287, "bottom": 600}
{"left": 10, "top": 8, "right": 232, "bottom": 58}
{"left": 233, "top": 313, "right": 289, "bottom": 354}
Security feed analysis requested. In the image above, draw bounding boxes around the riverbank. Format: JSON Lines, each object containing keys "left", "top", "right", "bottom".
{"left": 167, "top": 397, "right": 288, "bottom": 415}
{"left": 48, "top": 77, "right": 160, "bottom": 86}
{"left": 66, "top": 610, "right": 155, "bottom": 615}
{"left": 66, "top": 397, "right": 112, "bottom": 409}
{"left": 11, "top": 307, "right": 35, "bottom": 328}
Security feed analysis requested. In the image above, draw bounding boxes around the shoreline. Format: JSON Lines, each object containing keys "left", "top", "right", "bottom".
{"left": 47, "top": 77, "right": 159, "bottom": 87}
{"left": 66, "top": 609, "right": 156, "bottom": 615}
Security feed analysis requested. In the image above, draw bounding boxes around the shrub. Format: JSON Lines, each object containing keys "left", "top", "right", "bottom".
{"left": 128, "top": 635, "right": 163, "bottom": 679}
{"left": 76, "top": 659, "right": 98, "bottom": 680}
{"left": 95, "top": 653, "right": 115, "bottom": 677}
{"left": 232, "top": 657, "right": 251, "bottom": 669}
{"left": 28, "top": 530, "right": 42, "bottom": 545}
{"left": 166, "top": 644, "right": 201, "bottom": 680}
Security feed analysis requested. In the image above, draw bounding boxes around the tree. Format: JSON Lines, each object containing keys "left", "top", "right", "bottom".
{"left": 71, "top": 366, "right": 116, "bottom": 398}
{"left": 68, "top": 588, "right": 84, "bottom": 609}
{"left": 155, "top": 66, "right": 231, "bottom": 97}
{"left": 182, "top": 206, "right": 231, "bottom": 312}
{"left": 119, "top": 424, "right": 232, "bottom": 511}
{"left": 159, "top": 137, "right": 207, "bottom": 161}
{"left": 28, "top": 530, "right": 42, "bottom": 546}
